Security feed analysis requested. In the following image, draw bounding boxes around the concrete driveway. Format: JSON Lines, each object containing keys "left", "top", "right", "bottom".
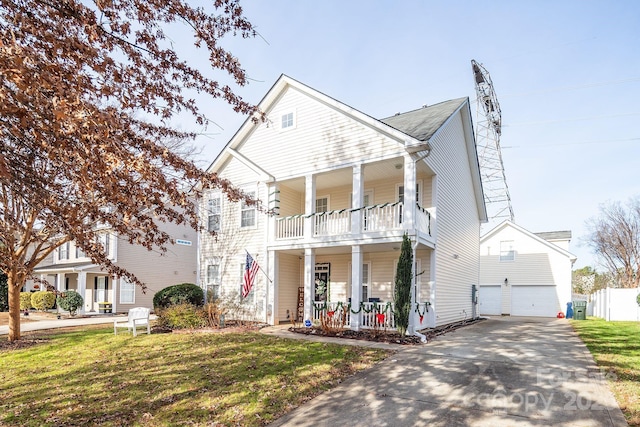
{"left": 270, "top": 317, "right": 627, "bottom": 427}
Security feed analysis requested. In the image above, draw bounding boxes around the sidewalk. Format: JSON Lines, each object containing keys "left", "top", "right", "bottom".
{"left": 0, "top": 312, "right": 137, "bottom": 335}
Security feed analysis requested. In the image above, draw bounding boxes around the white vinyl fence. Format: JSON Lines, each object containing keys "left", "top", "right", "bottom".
{"left": 588, "top": 288, "right": 640, "bottom": 321}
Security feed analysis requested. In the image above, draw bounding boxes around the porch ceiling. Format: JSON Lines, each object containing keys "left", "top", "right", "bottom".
{"left": 276, "top": 241, "right": 428, "bottom": 257}
{"left": 278, "top": 159, "right": 434, "bottom": 193}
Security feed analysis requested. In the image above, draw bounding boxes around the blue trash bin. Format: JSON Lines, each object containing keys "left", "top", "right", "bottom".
{"left": 566, "top": 302, "right": 573, "bottom": 319}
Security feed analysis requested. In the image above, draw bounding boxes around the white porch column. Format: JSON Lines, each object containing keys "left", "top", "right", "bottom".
{"left": 408, "top": 242, "right": 418, "bottom": 335}
{"left": 403, "top": 154, "right": 417, "bottom": 230}
{"left": 303, "top": 248, "right": 315, "bottom": 322}
{"left": 351, "top": 164, "right": 363, "bottom": 235}
{"left": 427, "top": 249, "right": 437, "bottom": 328}
{"left": 112, "top": 278, "right": 118, "bottom": 314}
{"left": 350, "top": 245, "right": 363, "bottom": 330}
{"left": 267, "top": 249, "right": 277, "bottom": 325}
{"left": 304, "top": 174, "right": 316, "bottom": 239}
{"left": 56, "top": 273, "right": 65, "bottom": 292}
{"left": 77, "top": 271, "right": 87, "bottom": 314}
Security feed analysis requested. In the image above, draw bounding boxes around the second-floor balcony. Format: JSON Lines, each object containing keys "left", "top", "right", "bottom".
{"left": 274, "top": 201, "right": 433, "bottom": 242}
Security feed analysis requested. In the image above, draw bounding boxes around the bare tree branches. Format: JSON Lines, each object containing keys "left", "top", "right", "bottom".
{"left": 586, "top": 197, "right": 640, "bottom": 288}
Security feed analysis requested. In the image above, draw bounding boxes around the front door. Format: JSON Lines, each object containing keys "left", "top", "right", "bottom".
{"left": 314, "top": 263, "right": 330, "bottom": 302}
{"left": 95, "top": 277, "right": 108, "bottom": 303}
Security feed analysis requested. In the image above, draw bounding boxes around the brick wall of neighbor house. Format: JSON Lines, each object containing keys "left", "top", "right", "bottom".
{"left": 116, "top": 219, "right": 197, "bottom": 311}
{"left": 426, "top": 111, "right": 482, "bottom": 326}
{"left": 480, "top": 224, "right": 574, "bottom": 314}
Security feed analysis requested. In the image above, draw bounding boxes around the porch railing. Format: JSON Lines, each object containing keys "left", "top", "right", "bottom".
{"left": 274, "top": 201, "right": 432, "bottom": 239}
{"left": 312, "top": 301, "right": 397, "bottom": 330}
{"left": 363, "top": 202, "right": 402, "bottom": 232}
{"left": 275, "top": 215, "right": 304, "bottom": 239}
{"left": 314, "top": 210, "right": 351, "bottom": 236}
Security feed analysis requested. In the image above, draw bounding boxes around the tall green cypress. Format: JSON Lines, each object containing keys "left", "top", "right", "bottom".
{"left": 394, "top": 233, "right": 413, "bottom": 335}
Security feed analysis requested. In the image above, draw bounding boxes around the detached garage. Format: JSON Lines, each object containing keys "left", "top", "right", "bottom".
{"left": 480, "top": 221, "right": 577, "bottom": 317}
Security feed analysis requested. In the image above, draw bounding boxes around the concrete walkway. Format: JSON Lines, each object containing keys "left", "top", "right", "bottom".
{"left": 0, "top": 312, "right": 154, "bottom": 335}
{"left": 267, "top": 317, "right": 628, "bottom": 427}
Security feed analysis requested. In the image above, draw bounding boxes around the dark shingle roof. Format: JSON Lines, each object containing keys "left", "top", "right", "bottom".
{"left": 380, "top": 97, "right": 467, "bottom": 141}
{"left": 534, "top": 231, "right": 572, "bottom": 241}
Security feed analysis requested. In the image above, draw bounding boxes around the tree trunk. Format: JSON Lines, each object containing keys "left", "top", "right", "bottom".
{"left": 7, "top": 275, "right": 21, "bottom": 341}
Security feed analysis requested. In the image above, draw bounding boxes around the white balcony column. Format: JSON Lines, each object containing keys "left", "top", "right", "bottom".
{"left": 351, "top": 164, "right": 363, "bottom": 235}
{"left": 403, "top": 154, "right": 417, "bottom": 230}
{"left": 56, "top": 273, "right": 65, "bottom": 293}
{"left": 268, "top": 183, "right": 280, "bottom": 241}
{"left": 408, "top": 242, "right": 418, "bottom": 335}
{"left": 77, "top": 271, "right": 87, "bottom": 314}
{"left": 304, "top": 174, "right": 316, "bottom": 239}
{"left": 303, "top": 248, "right": 316, "bottom": 322}
{"left": 350, "top": 245, "right": 363, "bottom": 331}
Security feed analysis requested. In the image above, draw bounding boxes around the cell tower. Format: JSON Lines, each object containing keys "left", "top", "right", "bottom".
{"left": 471, "top": 59, "right": 514, "bottom": 225}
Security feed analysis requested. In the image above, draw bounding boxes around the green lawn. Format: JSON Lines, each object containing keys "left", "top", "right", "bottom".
{"left": 0, "top": 327, "right": 390, "bottom": 426}
{"left": 571, "top": 317, "right": 640, "bottom": 426}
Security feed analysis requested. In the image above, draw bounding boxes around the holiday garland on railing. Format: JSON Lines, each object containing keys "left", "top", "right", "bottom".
{"left": 313, "top": 301, "right": 431, "bottom": 317}
{"left": 279, "top": 201, "right": 403, "bottom": 220}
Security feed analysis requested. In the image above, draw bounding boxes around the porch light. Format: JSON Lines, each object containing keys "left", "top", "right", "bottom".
{"left": 504, "top": 278, "right": 509, "bottom": 286}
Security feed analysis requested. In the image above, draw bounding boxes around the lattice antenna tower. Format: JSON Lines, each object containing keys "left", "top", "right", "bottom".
{"left": 471, "top": 59, "right": 514, "bottom": 224}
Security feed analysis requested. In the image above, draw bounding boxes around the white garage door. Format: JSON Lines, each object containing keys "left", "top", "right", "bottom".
{"left": 511, "top": 286, "right": 559, "bottom": 317}
{"left": 479, "top": 285, "right": 502, "bottom": 315}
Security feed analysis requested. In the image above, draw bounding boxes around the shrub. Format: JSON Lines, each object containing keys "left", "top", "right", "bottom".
{"left": 57, "top": 291, "right": 84, "bottom": 316}
{"left": 31, "top": 291, "right": 56, "bottom": 311}
{"left": 153, "top": 283, "right": 204, "bottom": 309}
{"left": 20, "top": 292, "right": 33, "bottom": 310}
{"left": 0, "top": 274, "right": 7, "bottom": 311}
{"left": 394, "top": 233, "right": 413, "bottom": 336}
{"left": 156, "top": 303, "right": 207, "bottom": 329}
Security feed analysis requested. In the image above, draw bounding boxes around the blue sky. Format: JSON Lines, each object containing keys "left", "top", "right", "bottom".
{"left": 189, "top": 0, "right": 640, "bottom": 270}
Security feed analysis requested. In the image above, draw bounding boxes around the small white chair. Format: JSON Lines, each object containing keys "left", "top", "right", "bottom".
{"left": 114, "top": 307, "right": 150, "bottom": 337}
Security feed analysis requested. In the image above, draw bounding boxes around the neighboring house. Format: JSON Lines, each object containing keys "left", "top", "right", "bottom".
{"left": 199, "top": 74, "right": 487, "bottom": 331}
{"left": 479, "top": 221, "right": 577, "bottom": 317}
{"left": 31, "top": 220, "right": 197, "bottom": 314}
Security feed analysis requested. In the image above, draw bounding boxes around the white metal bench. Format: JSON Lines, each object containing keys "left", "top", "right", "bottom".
{"left": 114, "top": 307, "right": 150, "bottom": 337}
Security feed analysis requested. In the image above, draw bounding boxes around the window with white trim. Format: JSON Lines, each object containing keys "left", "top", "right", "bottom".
{"left": 240, "top": 191, "right": 256, "bottom": 228}
{"left": 281, "top": 112, "right": 294, "bottom": 129}
{"left": 208, "top": 195, "right": 221, "bottom": 232}
{"left": 98, "top": 233, "right": 110, "bottom": 256}
{"left": 58, "top": 242, "right": 70, "bottom": 260}
{"left": 206, "top": 263, "right": 221, "bottom": 300}
{"left": 120, "top": 278, "right": 135, "bottom": 304}
{"left": 362, "top": 262, "right": 370, "bottom": 302}
{"left": 500, "top": 241, "right": 515, "bottom": 262}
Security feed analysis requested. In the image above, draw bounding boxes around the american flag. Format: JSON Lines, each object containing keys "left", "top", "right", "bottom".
{"left": 242, "top": 252, "right": 260, "bottom": 298}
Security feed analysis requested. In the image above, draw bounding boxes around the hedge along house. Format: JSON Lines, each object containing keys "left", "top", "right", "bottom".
{"left": 32, "top": 219, "right": 197, "bottom": 314}
{"left": 199, "top": 75, "right": 487, "bottom": 332}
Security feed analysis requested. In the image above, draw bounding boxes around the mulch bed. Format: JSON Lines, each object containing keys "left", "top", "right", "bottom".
{"left": 289, "top": 317, "right": 486, "bottom": 345}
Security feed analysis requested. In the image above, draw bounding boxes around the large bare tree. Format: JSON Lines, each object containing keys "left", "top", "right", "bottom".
{"left": 586, "top": 197, "right": 640, "bottom": 289}
{"left": 0, "top": 0, "right": 260, "bottom": 341}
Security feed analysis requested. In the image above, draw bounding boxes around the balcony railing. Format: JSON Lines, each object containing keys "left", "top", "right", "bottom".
{"left": 274, "top": 201, "right": 431, "bottom": 240}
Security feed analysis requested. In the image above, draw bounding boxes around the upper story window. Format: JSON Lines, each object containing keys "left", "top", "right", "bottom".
{"left": 58, "top": 242, "right": 70, "bottom": 260}
{"left": 98, "top": 233, "right": 110, "bottom": 256}
{"left": 500, "top": 240, "right": 515, "bottom": 262}
{"left": 316, "top": 197, "right": 328, "bottom": 213}
{"left": 281, "top": 112, "right": 294, "bottom": 129}
{"left": 208, "top": 195, "right": 221, "bottom": 232}
{"left": 241, "top": 191, "right": 256, "bottom": 228}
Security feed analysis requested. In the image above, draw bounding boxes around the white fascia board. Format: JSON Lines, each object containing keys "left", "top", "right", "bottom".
{"left": 481, "top": 220, "right": 578, "bottom": 260}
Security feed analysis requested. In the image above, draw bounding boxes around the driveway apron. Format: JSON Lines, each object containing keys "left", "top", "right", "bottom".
{"left": 269, "top": 317, "right": 627, "bottom": 427}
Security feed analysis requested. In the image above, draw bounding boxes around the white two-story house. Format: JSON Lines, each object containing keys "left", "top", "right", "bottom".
{"left": 31, "top": 220, "right": 197, "bottom": 314}
{"left": 199, "top": 75, "right": 487, "bottom": 332}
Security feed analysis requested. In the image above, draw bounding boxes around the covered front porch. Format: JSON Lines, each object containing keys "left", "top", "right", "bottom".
{"left": 269, "top": 241, "right": 436, "bottom": 332}
{"left": 33, "top": 263, "right": 116, "bottom": 314}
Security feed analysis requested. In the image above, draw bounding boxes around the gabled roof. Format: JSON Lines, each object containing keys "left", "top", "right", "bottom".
{"left": 380, "top": 98, "right": 468, "bottom": 142}
{"left": 481, "top": 220, "right": 577, "bottom": 261}
{"left": 534, "top": 231, "right": 572, "bottom": 241}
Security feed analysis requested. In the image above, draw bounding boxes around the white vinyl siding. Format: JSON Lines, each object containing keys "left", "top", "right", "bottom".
{"left": 426, "top": 112, "right": 481, "bottom": 326}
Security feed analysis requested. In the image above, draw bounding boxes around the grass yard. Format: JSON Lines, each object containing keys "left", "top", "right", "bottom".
{"left": 0, "top": 327, "right": 391, "bottom": 427}
{"left": 571, "top": 318, "right": 640, "bottom": 426}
